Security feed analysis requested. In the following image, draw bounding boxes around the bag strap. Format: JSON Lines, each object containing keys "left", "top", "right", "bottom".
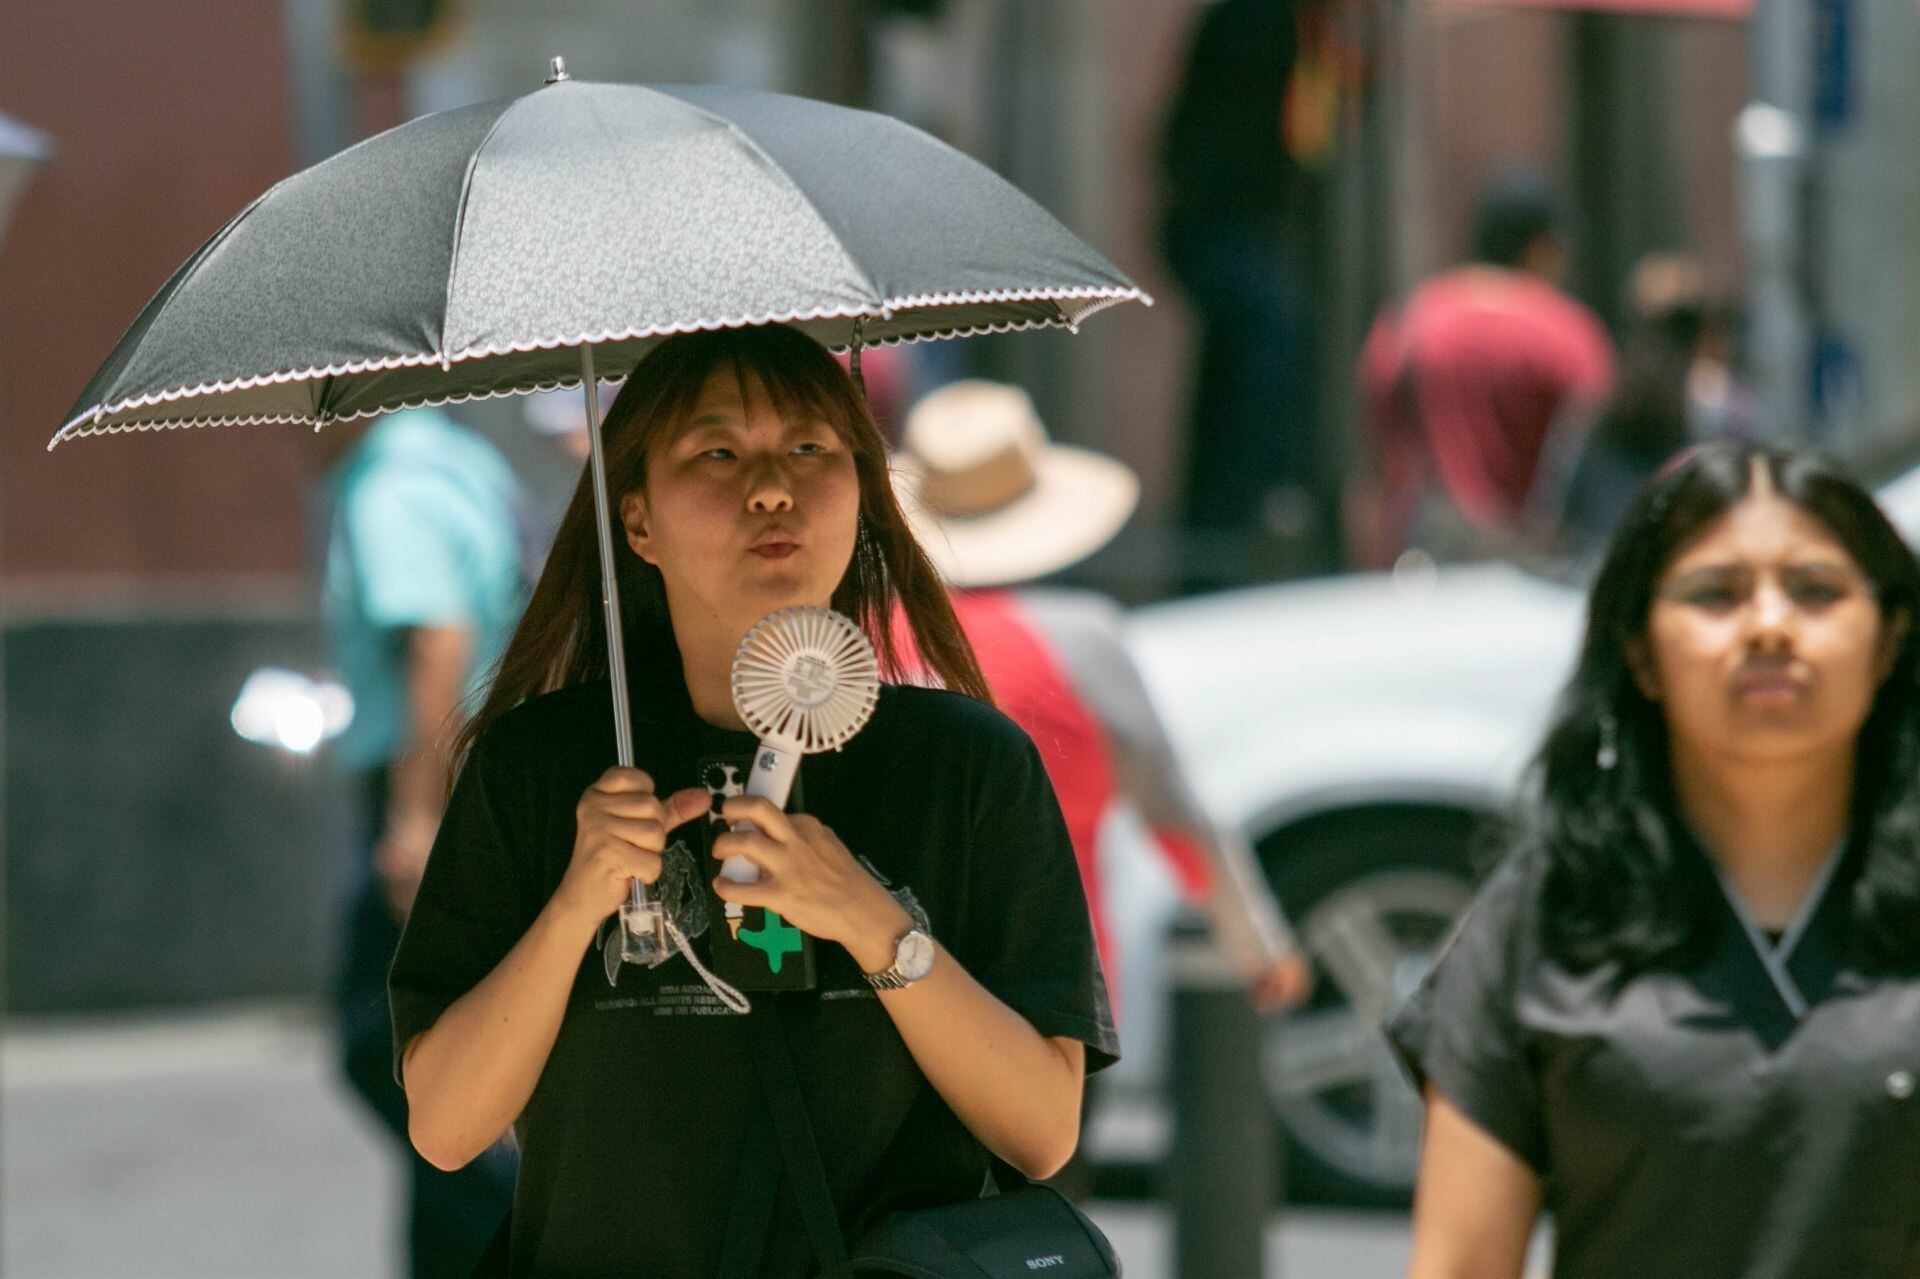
{"left": 717, "top": 1096, "right": 779, "bottom": 1279}
{"left": 745, "top": 1000, "right": 857, "bottom": 1279}
{"left": 988, "top": 1155, "right": 1030, "bottom": 1195}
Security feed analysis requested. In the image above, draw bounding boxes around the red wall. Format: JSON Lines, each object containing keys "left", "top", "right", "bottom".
{"left": 0, "top": 2, "right": 309, "bottom": 584}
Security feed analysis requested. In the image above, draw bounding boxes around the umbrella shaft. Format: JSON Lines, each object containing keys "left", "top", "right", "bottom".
{"left": 581, "top": 345, "right": 636, "bottom": 769}
{"left": 582, "top": 345, "right": 660, "bottom": 938}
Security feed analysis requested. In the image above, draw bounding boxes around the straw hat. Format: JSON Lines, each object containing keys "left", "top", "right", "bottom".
{"left": 893, "top": 380, "right": 1139, "bottom": 588}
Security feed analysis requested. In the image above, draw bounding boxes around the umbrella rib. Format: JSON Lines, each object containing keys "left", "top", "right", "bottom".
{"left": 50, "top": 184, "right": 278, "bottom": 448}
{"left": 440, "top": 102, "right": 518, "bottom": 372}
{"left": 641, "top": 87, "right": 886, "bottom": 314}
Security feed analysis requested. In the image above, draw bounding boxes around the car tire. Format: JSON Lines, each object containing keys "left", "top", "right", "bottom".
{"left": 1257, "top": 803, "right": 1494, "bottom": 1208}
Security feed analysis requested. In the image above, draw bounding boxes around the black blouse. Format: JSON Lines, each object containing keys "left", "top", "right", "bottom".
{"left": 1387, "top": 848, "right": 1920, "bottom": 1279}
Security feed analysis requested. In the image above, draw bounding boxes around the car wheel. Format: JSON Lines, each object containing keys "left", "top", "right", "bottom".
{"left": 1257, "top": 804, "right": 1492, "bottom": 1207}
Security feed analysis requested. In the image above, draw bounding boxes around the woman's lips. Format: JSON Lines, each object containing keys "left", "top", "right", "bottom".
{"left": 748, "top": 541, "right": 799, "bottom": 561}
{"left": 1733, "top": 669, "right": 1806, "bottom": 701}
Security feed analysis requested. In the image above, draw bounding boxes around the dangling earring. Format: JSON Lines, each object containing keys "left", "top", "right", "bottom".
{"left": 1596, "top": 712, "right": 1620, "bottom": 771}
{"left": 847, "top": 316, "right": 868, "bottom": 405}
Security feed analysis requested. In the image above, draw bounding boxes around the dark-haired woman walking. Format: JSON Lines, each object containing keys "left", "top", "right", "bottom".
{"left": 1390, "top": 442, "right": 1920, "bottom": 1278}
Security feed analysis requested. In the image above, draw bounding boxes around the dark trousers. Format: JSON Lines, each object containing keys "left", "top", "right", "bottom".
{"left": 336, "top": 770, "right": 516, "bottom": 1278}
{"left": 1162, "top": 215, "right": 1315, "bottom": 591}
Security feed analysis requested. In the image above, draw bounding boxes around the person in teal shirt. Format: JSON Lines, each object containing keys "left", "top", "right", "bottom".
{"left": 321, "top": 406, "right": 525, "bottom": 1277}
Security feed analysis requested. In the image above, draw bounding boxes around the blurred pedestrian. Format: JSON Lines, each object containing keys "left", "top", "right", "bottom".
{"left": 895, "top": 379, "right": 1310, "bottom": 1011}
{"left": 1562, "top": 255, "right": 1750, "bottom": 556}
{"left": 1356, "top": 172, "right": 1615, "bottom": 565}
{"left": 320, "top": 404, "right": 525, "bottom": 1276}
{"left": 390, "top": 327, "right": 1116, "bottom": 1276}
{"left": 1158, "top": 0, "right": 1323, "bottom": 591}
{"left": 1389, "top": 442, "right": 1920, "bottom": 1278}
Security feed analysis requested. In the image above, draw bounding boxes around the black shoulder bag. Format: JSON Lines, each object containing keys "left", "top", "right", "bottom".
{"left": 722, "top": 1001, "right": 1122, "bottom": 1279}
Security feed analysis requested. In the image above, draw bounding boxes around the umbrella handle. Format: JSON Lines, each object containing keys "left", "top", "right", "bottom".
{"left": 581, "top": 344, "right": 668, "bottom": 964}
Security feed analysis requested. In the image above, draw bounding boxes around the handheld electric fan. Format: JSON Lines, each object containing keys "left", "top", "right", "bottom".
{"left": 724, "top": 606, "right": 881, "bottom": 889}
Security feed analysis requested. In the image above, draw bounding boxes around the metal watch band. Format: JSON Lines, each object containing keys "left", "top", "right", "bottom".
{"left": 862, "top": 927, "right": 932, "bottom": 990}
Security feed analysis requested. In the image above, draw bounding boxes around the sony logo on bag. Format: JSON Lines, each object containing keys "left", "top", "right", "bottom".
{"left": 1025, "top": 1257, "right": 1066, "bottom": 1271}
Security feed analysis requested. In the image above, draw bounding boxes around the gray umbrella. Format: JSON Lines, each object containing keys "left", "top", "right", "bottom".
{"left": 53, "top": 65, "right": 1143, "bottom": 443}
{"left": 55, "top": 60, "right": 1145, "bottom": 963}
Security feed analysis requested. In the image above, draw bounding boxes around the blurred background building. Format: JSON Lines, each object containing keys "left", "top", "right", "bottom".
{"left": 11, "top": 0, "right": 1920, "bottom": 1010}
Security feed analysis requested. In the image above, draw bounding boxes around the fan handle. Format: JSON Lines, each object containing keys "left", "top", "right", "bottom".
{"left": 721, "top": 740, "right": 802, "bottom": 884}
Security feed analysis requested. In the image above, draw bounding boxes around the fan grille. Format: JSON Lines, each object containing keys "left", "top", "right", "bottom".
{"left": 731, "top": 606, "right": 881, "bottom": 752}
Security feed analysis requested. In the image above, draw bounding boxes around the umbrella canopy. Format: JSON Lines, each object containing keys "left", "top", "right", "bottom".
{"left": 53, "top": 73, "right": 1145, "bottom": 447}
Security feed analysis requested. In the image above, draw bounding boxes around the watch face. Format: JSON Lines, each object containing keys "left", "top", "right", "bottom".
{"left": 896, "top": 930, "right": 936, "bottom": 982}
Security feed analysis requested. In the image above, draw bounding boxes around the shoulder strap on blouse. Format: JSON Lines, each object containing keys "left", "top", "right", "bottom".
{"left": 736, "top": 1000, "right": 857, "bottom": 1279}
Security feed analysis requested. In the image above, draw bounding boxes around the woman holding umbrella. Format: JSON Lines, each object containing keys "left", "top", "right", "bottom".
{"left": 53, "top": 65, "right": 1145, "bottom": 1276}
{"left": 1389, "top": 442, "right": 1920, "bottom": 1278}
{"left": 387, "top": 324, "right": 1117, "bottom": 1276}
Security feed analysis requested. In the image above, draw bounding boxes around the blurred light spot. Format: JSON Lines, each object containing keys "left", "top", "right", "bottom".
{"left": 231, "top": 668, "right": 353, "bottom": 755}
{"left": 1736, "top": 103, "right": 1803, "bottom": 160}
{"left": 1391, "top": 548, "right": 1439, "bottom": 596}
{"left": 273, "top": 698, "right": 326, "bottom": 754}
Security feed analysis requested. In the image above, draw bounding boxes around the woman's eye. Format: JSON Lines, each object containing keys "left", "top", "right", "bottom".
{"left": 1788, "top": 580, "right": 1845, "bottom": 607}
{"left": 1684, "top": 585, "right": 1741, "bottom": 609}
{"left": 792, "top": 440, "right": 831, "bottom": 456}
{"left": 699, "top": 447, "right": 735, "bottom": 461}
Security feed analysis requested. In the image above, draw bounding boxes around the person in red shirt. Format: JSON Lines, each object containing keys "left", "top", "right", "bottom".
{"left": 893, "top": 379, "right": 1308, "bottom": 1010}
{"left": 1357, "top": 173, "right": 1615, "bottom": 565}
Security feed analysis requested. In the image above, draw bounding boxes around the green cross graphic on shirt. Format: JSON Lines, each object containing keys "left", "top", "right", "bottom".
{"left": 740, "top": 909, "right": 804, "bottom": 974}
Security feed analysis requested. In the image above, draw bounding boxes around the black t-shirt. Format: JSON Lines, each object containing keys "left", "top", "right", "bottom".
{"left": 1387, "top": 850, "right": 1920, "bottom": 1279}
{"left": 389, "top": 675, "right": 1118, "bottom": 1278}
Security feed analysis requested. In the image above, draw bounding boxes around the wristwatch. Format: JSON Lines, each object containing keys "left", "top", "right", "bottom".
{"left": 863, "top": 927, "right": 936, "bottom": 991}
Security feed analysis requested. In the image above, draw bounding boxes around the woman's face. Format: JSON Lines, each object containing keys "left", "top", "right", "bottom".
{"left": 620, "top": 365, "right": 860, "bottom": 651}
{"left": 1637, "top": 478, "right": 1898, "bottom": 766}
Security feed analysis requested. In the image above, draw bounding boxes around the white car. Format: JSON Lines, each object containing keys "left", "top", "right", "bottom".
{"left": 1100, "top": 461, "right": 1920, "bottom": 1203}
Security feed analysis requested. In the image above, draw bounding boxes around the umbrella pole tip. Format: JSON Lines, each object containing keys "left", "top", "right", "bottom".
{"left": 546, "top": 57, "right": 570, "bottom": 85}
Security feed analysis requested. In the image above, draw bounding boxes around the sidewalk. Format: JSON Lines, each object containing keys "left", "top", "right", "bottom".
{"left": 2, "top": 1004, "right": 1417, "bottom": 1278}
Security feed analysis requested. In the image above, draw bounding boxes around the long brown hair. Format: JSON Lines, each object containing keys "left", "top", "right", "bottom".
{"left": 453, "top": 325, "right": 991, "bottom": 772}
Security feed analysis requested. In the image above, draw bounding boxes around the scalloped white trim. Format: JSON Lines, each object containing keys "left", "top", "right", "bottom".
{"left": 50, "top": 377, "right": 597, "bottom": 448}
{"left": 73, "top": 348, "right": 451, "bottom": 422}
{"left": 51, "top": 285, "right": 1151, "bottom": 448}
{"left": 884, "top": 284, "right": 1149, "bottom": 310}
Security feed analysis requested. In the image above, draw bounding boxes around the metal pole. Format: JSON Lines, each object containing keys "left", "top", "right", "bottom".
{"left": 1386, "top": 0, "right": 1432, "bottom": 299}
{"left": 1167, "top": 914, "right": 1275, "bottom": 1278}
{"left": 1741, "top": 0, "right": 1815, "bottom": 440}
{"left": 279, "top": 0, "right": 354, "bottom": 167}
{"left": 0, "top": 116, "right": 50, "bottom": 1258}
{"left": 1567, "top": 14, "right": 1622, "bottom": 329}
